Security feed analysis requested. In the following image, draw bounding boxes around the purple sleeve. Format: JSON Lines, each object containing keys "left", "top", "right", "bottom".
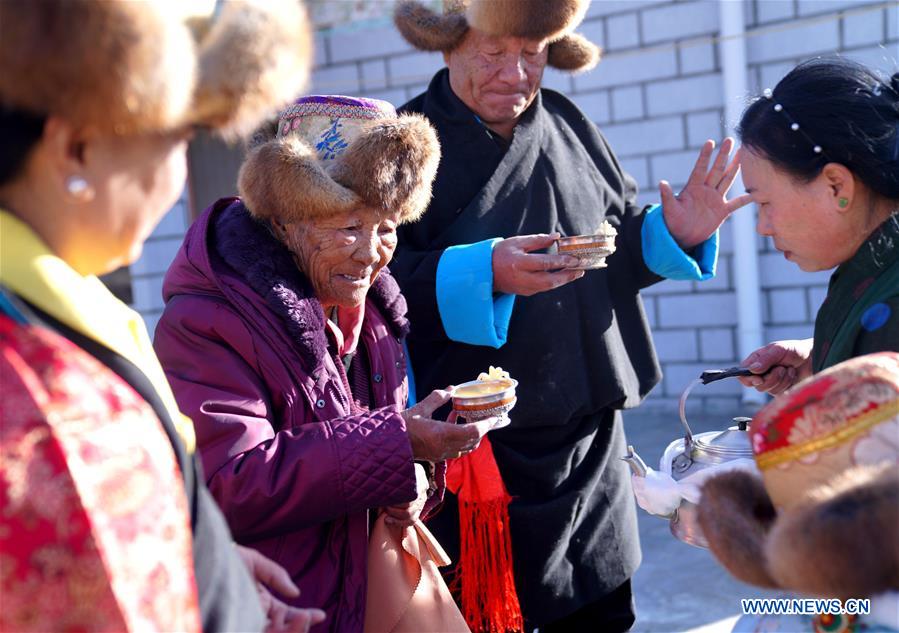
{"left": 153, "top": 296, "right": 417, "bottom": 542}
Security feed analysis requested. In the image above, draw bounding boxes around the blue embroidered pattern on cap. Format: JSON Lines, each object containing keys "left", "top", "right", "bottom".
{"left": 316, "top": 120, "right": 349, "bottom": 160}
{"left": 860, "top": 302, "right": 891, "bottom": 332}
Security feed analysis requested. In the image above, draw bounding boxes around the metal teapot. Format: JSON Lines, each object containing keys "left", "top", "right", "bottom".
{"left": 623, "top": 367, "right": 756, "bottom": 548}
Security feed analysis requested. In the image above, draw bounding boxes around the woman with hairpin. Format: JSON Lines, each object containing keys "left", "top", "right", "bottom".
{"left": 695, "top": 58, "right": 899, "bottom": 633}
{"left": 736, "top": 58, "right": 899, "bottom": 393}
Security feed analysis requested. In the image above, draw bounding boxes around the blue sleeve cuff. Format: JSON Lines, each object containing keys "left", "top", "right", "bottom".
{"left": 436, "top": 238, "right": 516, "bottom": 348}
{"left": 403, "top": 340, "right": 417, "bottom": 406}
{"left": 641, "top": 204, "right": 718, "bottom": 281}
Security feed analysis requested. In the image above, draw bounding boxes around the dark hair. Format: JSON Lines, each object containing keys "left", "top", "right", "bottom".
{"left": 738, "top": 58, "right": 899, "bottom": 201}
{"left": 0, "top": 105, "right": 46, "bottom": 186}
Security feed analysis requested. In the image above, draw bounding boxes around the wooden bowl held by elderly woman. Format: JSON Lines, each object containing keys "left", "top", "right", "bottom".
{"left": 553, "top": 233, "right": 617, "bottom": 270}
{"left": 452, "top": 378, "right": 518, "bottom": 427}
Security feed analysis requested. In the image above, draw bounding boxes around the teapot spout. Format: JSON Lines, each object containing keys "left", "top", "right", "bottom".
{"left": 622, "top": 445, "right": 649, "bottom": 477}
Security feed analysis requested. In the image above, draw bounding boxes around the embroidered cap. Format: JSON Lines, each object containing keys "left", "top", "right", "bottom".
{"left": 238, "top": 95, "right": 440, "bottom": 224}
{"left": 277, "top": 96, "right": 398, "bottom": 157}
{"left": 749, "top": 352, "right": 899, "bottom": 509}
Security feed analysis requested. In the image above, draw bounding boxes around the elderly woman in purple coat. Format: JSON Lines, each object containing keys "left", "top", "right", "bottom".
{"left": 154, "top": 96, "right": 489, "bottom": 632}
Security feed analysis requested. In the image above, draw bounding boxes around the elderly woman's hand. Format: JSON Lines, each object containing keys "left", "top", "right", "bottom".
{"left": 401, "top": 388, "right": 491, "bottom": 461}
{"left": 382, "top": 463, "right": 430, "bottom": 527}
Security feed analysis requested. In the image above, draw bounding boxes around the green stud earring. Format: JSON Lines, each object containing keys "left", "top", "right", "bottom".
{"left": 838, "top": 197, "right": 849, "bottom": 208}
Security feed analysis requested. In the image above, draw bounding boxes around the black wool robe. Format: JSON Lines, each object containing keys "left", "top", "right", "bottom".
{"left": 393, "top": 69, "right": 665, "bottom": 623}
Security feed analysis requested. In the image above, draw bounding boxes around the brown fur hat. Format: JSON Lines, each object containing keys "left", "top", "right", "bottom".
{"left": 466, "top": 0, "right": 590, "bottom": 41}
{"left": 698, "top": 470, "right": 780, "bottom": 589}
{"left": 699, "top": 464, "right": 899, "bottom": 599}
{"left": 0, "top": 0, "right": 311, "bottom": 139}
{"left": 393, "top": 0, "right": 601, "bottom": 73}
{"left": 766, "top": 463, "right": 899, "bottom": 600}
{"left": 238, "top": 96, "right": 440, "bottom": 225}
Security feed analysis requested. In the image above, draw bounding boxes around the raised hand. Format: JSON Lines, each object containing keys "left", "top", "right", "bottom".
{"left": 659, "top": 138, "right": 752, "bottom": 250}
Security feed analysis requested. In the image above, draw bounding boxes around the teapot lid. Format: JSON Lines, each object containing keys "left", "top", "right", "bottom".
{"left": 693, "top": 418, "right": 754, "bottom": 460}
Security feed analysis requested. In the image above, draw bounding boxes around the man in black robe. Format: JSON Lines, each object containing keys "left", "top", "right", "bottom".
{"left": 391, "top": 1, "right": 751, "bottom": 630}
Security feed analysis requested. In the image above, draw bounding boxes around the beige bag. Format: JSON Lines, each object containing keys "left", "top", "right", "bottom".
{"left": 364, "top": 515, "right": 470, "bottom": 633}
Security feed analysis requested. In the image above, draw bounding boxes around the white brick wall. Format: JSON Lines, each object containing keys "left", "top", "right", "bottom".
{"left": 640, "top": 1, "right": 721, "bottom": 43}
{"left": 130, "top": 190, "right": 189, "bottom": 335}
{"left": 134, "top": 0, "right": 898, "bottom": 409}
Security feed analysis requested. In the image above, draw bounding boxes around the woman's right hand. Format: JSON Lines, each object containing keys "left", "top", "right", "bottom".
{"left": 737, "top": 338, "right": 814, "bottom": 395}
{"left": 401, "top": 388, "right": 492, "bottom": 461}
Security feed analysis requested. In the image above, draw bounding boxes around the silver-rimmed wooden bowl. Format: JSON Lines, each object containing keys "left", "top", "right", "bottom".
{"left": 452, "top": 379, "right": 518, "bottom": 425}
{"left": 554, "top": 234, "right": 617, "bottom": 269}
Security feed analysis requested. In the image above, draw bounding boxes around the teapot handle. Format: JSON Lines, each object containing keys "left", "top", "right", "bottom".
{"left": 700, "top": 366, "right": 753, "bottom": 384}
{"left": 677, "top": 379, "right": 699, "bottom": 470}
{"left": 675, "top": 367, "right": 753, "bottom": 473}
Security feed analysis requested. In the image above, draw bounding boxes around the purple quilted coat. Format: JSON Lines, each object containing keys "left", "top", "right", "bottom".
{"left": 154, "top": 199, "right": 438, "bottom": 633}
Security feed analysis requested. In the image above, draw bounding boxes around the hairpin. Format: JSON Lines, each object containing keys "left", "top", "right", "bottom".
{"left": 763, "top": 88, "right": 824, "bottom": 155}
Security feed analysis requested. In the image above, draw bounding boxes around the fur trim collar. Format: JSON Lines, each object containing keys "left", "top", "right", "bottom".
{"left": 212, "top": 201, "right": 409, "bottom": 370}
{"left": 393, "top": 0, "right": 600, "bottom": 73}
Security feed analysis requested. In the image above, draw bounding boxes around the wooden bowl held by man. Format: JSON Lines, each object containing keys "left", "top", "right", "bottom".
{"left": 553, "top": 220, "right": 619, "bottom": 270}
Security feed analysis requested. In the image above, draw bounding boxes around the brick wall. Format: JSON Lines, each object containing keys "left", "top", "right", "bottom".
{"left": 133, "top": 0, "right": 898, "bottom": 409}
{"left": 130, "top": 190, "right": 190, "bottom": 335}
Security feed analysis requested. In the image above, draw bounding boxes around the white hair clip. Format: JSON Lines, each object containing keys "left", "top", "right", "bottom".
{"left": 762, "top": 88, "right": 826, "bottom": 156}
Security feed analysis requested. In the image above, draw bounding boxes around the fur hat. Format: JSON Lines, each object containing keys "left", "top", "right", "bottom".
{"left": 698, "top": 352, "right": 899, "bottom": 600}
{"left": 0, "top": 0, "right": 312, "bottom": 140}
{"left": 394, "top": 0, "right": 601, "bottom": 73}
{"left": 238, "top": 96, "right": 440, "bottom": 224}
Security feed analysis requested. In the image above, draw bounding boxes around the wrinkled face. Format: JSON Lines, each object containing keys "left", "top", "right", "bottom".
{"left": 741, "top": 149, "right": 854, "bottom": 272}
{"left": 280, "top": 205, "right": 401, "bottom": 308}
{"left": 445, "top": 29, "right": 548, "bottom": 128}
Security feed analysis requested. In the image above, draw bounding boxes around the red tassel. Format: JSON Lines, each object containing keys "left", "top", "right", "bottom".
{"left": 446, "top": 436, "right": 524, "bottom": 633}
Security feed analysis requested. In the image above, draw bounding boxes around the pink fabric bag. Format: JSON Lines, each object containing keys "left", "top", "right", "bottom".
{"left": 364, "top": 515, "right": 470, "bottom": 633}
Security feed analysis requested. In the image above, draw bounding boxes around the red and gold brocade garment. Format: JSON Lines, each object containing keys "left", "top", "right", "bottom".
{"left": 0, "top": 315, "right": 201, "bottom": 632}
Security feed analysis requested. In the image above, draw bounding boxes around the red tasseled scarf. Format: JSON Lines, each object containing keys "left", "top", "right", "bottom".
{"left": 445, "top": 436, "right": 524, "bottom": 633}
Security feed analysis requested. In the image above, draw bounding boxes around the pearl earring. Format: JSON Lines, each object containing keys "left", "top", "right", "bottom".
{"left": 66, "top": 175, "right": 95, "bottom": 202}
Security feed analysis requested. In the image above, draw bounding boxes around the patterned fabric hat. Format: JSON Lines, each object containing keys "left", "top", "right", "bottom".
{"left": 394, "top": 0, "right": 601, "bottom": 73}
{"left": 238, "top": 95, "right": 440, "bottom": 224}
{"left": 750, "top": 352, "right": 899, "bottom": 508}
